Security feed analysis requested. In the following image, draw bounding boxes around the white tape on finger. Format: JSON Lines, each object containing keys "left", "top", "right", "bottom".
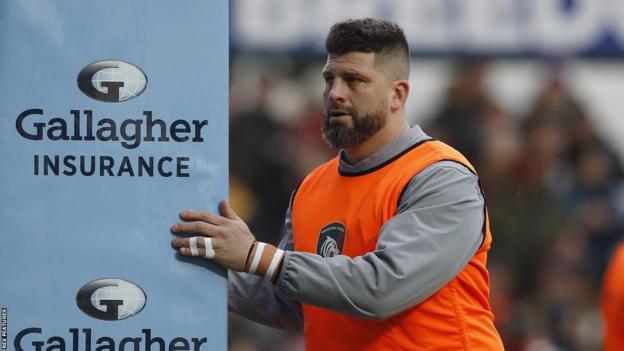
{"left": 204, "top": 237, "right": 215, "bottom": 259}
{"left": 189, "top": 237, "right": 199, "bottom": 256}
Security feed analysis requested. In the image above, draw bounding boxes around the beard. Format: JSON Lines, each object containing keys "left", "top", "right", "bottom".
{"left": 321, "top": 104, "right": 387, "bottom": 149}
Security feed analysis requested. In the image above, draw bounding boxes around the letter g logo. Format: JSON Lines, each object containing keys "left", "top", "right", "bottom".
{"left": 76, "top": 279, "right": 146, "bottom": 321}
{"left": 77, "top": 60, "right": 147, "bottom": 102}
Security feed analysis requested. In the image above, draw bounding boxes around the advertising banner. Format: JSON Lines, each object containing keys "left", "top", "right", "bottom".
{"left": 231, "top": 0, "right": 624, "bottom": 57}
{"left": 0, "top": 1, "right": 229, "bottom": 350}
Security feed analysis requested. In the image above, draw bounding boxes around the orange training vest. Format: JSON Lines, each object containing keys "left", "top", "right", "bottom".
{"left": 291, "top": 140, "right": 504, "bottom": 350}
{"left": 602, "top": 242, "right": 624, "bottom": 351}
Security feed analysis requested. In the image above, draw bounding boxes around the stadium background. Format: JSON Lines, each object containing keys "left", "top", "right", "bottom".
{"left": 227, "top": 1, "right": 624, "bottom": 350}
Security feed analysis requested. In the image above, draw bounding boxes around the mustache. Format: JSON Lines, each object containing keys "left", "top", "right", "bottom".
{"left": 325, "top": 105, "right": 356, "bottom": 118}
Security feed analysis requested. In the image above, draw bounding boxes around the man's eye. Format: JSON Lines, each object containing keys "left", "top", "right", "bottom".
{"left": 324, "top": 76, "right": 334, "bottom": 84}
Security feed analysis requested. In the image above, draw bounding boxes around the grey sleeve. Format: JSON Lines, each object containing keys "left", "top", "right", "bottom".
{"left": 276, "top": 161, "right": 485, "bottom": 320}
{"left": 227, "top": 197, "right": 303, "bottom": 330}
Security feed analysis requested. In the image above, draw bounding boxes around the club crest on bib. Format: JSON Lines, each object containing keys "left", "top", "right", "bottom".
{"left": 317, "top": 222, "right": 346, "bottom": 257}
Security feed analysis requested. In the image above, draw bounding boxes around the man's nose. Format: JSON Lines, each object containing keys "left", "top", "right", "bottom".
{"left": 327, "top": 80, "right": 347, "bottom": 103}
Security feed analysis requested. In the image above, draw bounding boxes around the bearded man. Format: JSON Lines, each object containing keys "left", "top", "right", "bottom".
{"left": 171, "top": 18, "right": 504, "bottom": 350}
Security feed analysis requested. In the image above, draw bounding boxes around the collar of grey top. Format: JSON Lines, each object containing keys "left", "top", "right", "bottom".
{"left": 338, "top": 125, "right": 432, "bottom": 176}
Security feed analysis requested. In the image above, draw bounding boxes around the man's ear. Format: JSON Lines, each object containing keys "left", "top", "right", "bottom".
{"left": 390, "top": 80, "right": 409, "bottom": 112}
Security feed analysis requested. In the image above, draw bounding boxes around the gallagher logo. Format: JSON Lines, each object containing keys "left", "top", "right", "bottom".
{"left": 77, "top": 60, "right": 147, "bottom": 102}
{"left": 76, "top": 279, "right": 146, "bottom": 321}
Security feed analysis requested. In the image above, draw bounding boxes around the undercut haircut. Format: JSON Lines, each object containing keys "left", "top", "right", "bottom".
{"left": 325, "top": 18, "right": 410, "bottom": 80}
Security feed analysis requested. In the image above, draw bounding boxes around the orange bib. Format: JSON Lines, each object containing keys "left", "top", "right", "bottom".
{"left": 602, "top": 242, "right": 624, "bottom": 351}
{"left": 292, "top": 140, "right": 503, "bottom": 350}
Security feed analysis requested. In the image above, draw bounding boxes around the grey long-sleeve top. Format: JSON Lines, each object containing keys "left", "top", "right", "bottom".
{"left": 228, "top": 125, "right": 485, "bottom": 330}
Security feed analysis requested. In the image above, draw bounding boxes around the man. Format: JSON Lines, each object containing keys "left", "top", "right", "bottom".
{"left": 171, "top": 18, "right": 504, "bottom": 350}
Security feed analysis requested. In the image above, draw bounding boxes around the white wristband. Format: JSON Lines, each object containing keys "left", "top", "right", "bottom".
{"left": 248, "top": 242, "right": 266, "bottom": 275}
{"left": 264, "top": 249, "right": 285, "bottom": 281}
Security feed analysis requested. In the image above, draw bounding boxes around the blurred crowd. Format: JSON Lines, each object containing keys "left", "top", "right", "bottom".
{"left": 227, "top": 56, "right": 624, "bottom": 351}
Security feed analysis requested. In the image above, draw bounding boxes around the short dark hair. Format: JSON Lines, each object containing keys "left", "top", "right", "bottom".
{"left": 325, "top": 18, "right": 410, "bottom": 79}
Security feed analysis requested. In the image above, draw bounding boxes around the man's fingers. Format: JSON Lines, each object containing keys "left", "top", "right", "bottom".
{"left": 171, "top": 237, "right": 190, "bottom": 248}
{"left": 171, "top": 221, "right": 219, "bottom": 236}
{"left": 179, "top": 209, "right": 226, "bottom": 225}
{"left": 219, "top": 200, "right": 241, "bottom": 221}
{"left": 180, "top": 247, "right": 210, "bottom": 257}
{"left": 175, "top": 236, "right": 215, "bottom": 259}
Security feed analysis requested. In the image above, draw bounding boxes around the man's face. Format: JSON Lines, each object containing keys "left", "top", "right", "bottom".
{"left": 321, "top": 52, "right": 391, "bottom": 149}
